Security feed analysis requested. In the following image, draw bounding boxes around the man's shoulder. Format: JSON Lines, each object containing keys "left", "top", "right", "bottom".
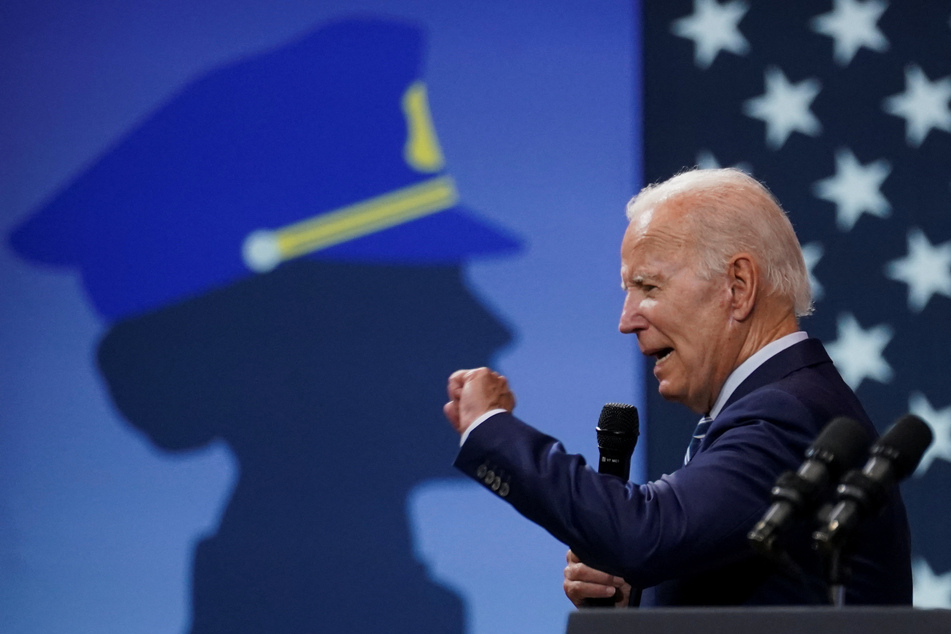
{"left": 725, "top": 338, "right": 845, "bottom": 413}
{"left": 714, "top": 338, "right": 872, "bottom": 445}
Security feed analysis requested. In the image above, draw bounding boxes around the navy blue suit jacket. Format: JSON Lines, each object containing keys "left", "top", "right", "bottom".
{"left": 454, "top": 338, "right": 913, "bottom": 606}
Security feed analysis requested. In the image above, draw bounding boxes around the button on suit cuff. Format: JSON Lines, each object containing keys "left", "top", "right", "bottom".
{"left": 460, "top": 409, "right": 507, "bottom": 446}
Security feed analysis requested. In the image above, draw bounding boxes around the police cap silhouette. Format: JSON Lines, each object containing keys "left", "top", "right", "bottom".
{"left": 10, "top": 18, "right": 520, "bottom": 320}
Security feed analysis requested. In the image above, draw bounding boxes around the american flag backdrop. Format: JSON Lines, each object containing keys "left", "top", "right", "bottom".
{"left": 642, "top": 0, "right": 951, "bottom": 606}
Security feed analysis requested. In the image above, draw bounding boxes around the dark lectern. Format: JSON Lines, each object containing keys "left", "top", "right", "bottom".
{"left": 566, "top": 607, "right": 951, "bottom": 634}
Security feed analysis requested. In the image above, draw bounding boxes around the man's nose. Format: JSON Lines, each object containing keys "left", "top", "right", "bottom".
{"left": 619, "top": 294, "right": 646, "bottom": 334}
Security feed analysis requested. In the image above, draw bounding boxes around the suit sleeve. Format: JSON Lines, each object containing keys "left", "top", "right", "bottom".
{"left": 453, "top": 392, "right": 818, "bottom": 589}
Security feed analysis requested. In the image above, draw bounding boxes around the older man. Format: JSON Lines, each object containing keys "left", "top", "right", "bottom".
{"left": 444, "top": 168, "right": 912, "bottom": 606}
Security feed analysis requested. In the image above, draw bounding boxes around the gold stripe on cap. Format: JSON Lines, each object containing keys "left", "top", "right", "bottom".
{"left": 402, "top": 81, "right": 445, "bottom": 173}
{"left": 242, "top": 175, "right": 459, "bottom": 273}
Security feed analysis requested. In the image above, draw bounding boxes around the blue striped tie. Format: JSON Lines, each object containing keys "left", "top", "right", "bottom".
{"left": 684, "top": 416, "right": 713, "bottom": 465}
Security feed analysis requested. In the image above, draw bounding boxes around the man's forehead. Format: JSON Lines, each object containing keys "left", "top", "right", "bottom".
{"left": 625, "top": 203, "right": 691, "bottom": 252}
{"left": 628, "top": 202, "right": 656, "bottom": 233}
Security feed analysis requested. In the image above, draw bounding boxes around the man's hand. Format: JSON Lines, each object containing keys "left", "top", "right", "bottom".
{"left": 443, "top": 367, "right": 515, "bottom": 435}
{"left": 563, "top": 550, "right": 630, "bottom": 608}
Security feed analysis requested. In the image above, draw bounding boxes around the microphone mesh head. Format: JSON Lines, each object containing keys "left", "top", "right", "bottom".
{"left": 596, "top": 403, "right": 639, "bottom": 453}
{"left": 597, "top": 403, "right": 639, "bottom": 434}
{"left": 874, "top": 414, "right": 934, "bottom": 480}
{"left": 806, "top": 417, "right": 870, "bottom": 475}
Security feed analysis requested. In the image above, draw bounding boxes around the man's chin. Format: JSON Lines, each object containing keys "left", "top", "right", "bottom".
{"left": 656, "top": 382, "right": 681, "bottom": 404}
{"left": 657, "top": 383, "right": 704, "bottom": 413}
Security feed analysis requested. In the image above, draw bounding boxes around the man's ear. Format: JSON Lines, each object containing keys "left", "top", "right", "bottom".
{"left": 728, "top": 254, "right": 757, "bottom": 321}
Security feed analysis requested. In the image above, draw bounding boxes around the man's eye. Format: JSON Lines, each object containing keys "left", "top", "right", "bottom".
{"left": 623, "top": 279, "right": 657, "bottom": 293}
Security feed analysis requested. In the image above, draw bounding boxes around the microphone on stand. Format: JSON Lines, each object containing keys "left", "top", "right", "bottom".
{"left": 583, "top": 402, "right": 638, "bottom": 608}
{"left": 813, "top": 414, "right": 932, "bottom": 552}
{"left": 748, "top": 416, "right": 870, "bottom": 558}
{"left": 812, "top": 413, "right": 932, "bottom": 607}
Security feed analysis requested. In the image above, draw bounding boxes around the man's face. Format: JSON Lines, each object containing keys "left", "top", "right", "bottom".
{"left": 618, "top": 204, "right": 737, "bottom": 414}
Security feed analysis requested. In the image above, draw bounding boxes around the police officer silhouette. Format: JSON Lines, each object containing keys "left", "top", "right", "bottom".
{"left": 11, "top": 19, "right": 519, "bottom": 633}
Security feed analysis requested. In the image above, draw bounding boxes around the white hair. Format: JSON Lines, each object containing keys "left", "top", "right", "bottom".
{"left": 626, "top": 168, "right": 813, "bottom": 317}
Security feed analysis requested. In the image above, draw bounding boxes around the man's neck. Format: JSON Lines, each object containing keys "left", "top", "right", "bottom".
{"left": 735, "top": 309, "right": 799, "bottom": 371}
{"left": 703, "top": 307, "right": 799, "bottom": 415}
{"left": 708, "top": 329, "right": 808, "bottom": 419}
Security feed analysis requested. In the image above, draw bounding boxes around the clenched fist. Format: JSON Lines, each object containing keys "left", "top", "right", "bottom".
{"left": 443, "top": 367, "right": 516, "bottom": 434}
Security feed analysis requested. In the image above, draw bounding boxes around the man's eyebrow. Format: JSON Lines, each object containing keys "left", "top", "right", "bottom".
{"left": 621, "top": 272, "right": 657, "bottom": 289}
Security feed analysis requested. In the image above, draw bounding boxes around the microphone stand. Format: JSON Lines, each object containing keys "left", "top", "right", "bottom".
{"left": 825, "top": 545, "right": 848, "bottom": 607}
{"left": 813, "top": 506, "right": 851, "bottom": 608}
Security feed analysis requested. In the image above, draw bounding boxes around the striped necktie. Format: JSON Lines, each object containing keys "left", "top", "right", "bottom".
{"left": 684, "top": 415, "right": 713, "bottom": 465}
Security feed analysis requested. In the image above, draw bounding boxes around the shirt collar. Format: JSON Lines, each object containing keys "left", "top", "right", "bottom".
{"left": 708, "top": 331, "right": 808, "bottom": 420}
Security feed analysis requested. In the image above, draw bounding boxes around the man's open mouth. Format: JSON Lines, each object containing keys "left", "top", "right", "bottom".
{"left": 655, "top": 348, "right": 674, "bottom": 362}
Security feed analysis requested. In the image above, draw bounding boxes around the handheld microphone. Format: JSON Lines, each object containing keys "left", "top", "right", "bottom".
{"left": 584, "top": 402, "right": 638, "bottom": 608}
{"left": 748, "top": 417, "right": 870, "bottom": 558}
{"left": 596, "top": 402, "right": 639, "bottom": 479}
{"left": 813, "top": 414, "right": 932, "bottom": 552}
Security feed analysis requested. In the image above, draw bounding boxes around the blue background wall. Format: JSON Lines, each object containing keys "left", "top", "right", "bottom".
{"left": 0, "top": 1, "right": 641, "bottom": 632}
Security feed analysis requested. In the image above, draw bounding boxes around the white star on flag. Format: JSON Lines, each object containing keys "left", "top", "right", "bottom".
{"left": 801, "top": 242, "right": 824, "bottom": 301}
{"left": 694, "top": 149, "right": 752, "bottom": 173}
{"left": 671, "top": 0, "right": 750, "bottom": 69}
{"left": 883, "top": 65, "right": 951, "bottom": 147}
{"left": 913, "top": 557, "right": 951, "bottom": 608}
{"left": 743, "top": 67, "right": 822, "bottom": 150}
{"left": 824, "top": 312, "right": 894, "bottom": 390}
{"left": 909, "top": 392, "right": 951, "bottom": 477}
{"left": 810, "top": 0, "right": 890, "bottom": 67}
{"left": 885, "top": 227, "right": 951, "bottom": 312}
{"left": 812, "top": 148, "right": 891, "bottom": 231}
{"left": 696, "top": 149, "right": 722, "bottom": 170}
